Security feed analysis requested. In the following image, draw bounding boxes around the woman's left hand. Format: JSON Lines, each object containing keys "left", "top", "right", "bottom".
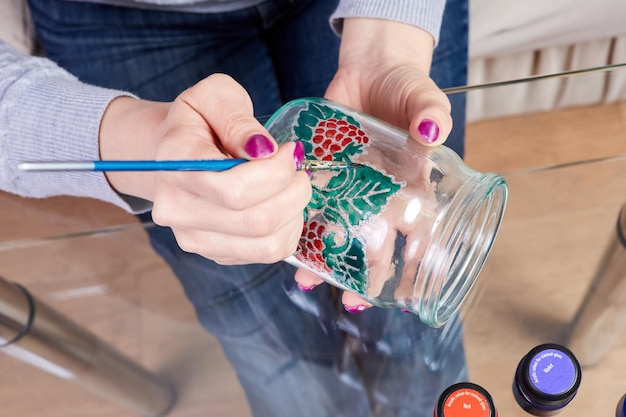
{"left": 294, "top": 17, "right": 453, "bottom": 310}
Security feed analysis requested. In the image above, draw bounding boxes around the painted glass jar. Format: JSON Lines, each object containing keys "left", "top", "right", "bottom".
{"left": 265, "top": 98, "right": 508, "bottom": 327}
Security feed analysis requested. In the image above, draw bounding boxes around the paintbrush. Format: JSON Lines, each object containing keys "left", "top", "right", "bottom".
{"left": 18, "top": 159, "right": 360, "bottom": 172}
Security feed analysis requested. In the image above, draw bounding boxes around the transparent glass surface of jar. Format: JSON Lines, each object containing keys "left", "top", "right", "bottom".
{"left": 265, "top": 98, "right": 508, "bottom": 328}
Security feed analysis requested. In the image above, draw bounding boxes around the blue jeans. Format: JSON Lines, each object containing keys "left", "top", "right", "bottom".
{"left": 28, "top": 1, "right": 469, "bottom": 415}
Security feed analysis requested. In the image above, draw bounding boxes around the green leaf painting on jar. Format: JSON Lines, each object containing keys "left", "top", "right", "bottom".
{"left": 294, "top": 101, "right": 403, "bottom": 294}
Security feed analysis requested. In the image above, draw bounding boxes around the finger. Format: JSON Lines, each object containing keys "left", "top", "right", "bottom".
{"left": 152, "top": 142, "right": 308, "bottom": 215}
{"left": 180, "top": 73, "right": 278, "bottom": 159}
{"left": 341, "top": 291, "right": 372, "bottom": 313}
{"left": 170, "top": 215, "right": 305, "bottom": 265}
{"left": 152, "top": 164, "right": 311, "bottom": 237}
{"left": 206, "top": 142, "right": 306, "bottom": 210}
{"left": 294, "top": 268, "right": 324, "bottom": 292}
{"left": 395, "top": 168, "right": 439, "bottom": 303}
{"left": 363, "top": 66, "right": 453, "bottom": 147}
{"left": 361, "top": 218, "right": 399, "bottom": 299}
{"left": 406, "top": 81, "right": 453, "bottom": 147}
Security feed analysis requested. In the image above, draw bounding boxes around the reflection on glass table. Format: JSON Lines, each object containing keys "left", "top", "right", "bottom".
{"left": 1, "top": 64, "right": 626, "bottom": 417}
{"left": 0, "top": 222, "right": 252, "bottom": 417}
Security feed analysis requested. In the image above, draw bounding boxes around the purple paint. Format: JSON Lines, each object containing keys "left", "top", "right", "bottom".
{"left": 527, "top": 348, "right": 577, "bottom": 395}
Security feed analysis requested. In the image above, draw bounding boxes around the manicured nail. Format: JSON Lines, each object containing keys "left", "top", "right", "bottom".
{"left": 417, "top": 119, "right": 440, "bottom": 144}
{"left": 293, "top": 141, "right": 305, "bottom": 170}
{"left": 344, "top": 304, "right": 366, "bottom": 314}
{"left": 400, "top": 308, "right": 411, "bottom": 314}
{"left": 244, "top": 134, "right": 275, "bottom": 158}
{"left": 297, "top": 282, "right": 316, "bottom": 292}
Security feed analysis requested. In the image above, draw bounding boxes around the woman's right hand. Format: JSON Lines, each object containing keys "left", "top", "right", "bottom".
{"left": 99, "top": 74, "right": 312, "bottom": 265}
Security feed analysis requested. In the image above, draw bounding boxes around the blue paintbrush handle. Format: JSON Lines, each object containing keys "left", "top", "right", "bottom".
{"left": 19, "top": 159, "right": 249, "bottom": 172}
{"left": 18, "top": 159, "right": 356, "bottom": 172}
{"left": 93, "top": 159, "right": 248, "bottom": 171}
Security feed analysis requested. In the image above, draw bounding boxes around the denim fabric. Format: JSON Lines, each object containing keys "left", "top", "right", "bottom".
{"left": 433, "top": 0, "right": 469, "bottom": 157}
{"left": 27, "top": 0, "right": 469, "bottom": 415}
{"left": 27, "top": 0, "right": 340, "bottom": 115}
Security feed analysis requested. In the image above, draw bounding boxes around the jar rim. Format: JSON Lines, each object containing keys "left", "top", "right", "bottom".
{"left": 416, "top": 173, "right": 508, "bottom": 327}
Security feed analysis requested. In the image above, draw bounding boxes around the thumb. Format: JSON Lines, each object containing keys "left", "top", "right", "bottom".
{"left": 407, "top": 85, "right": 453, "bottom": 147}
{"left": 240, "top": 132, "right": 278, "bottom": 159}
{"left": 183, "top": 73, "right": 278, "bottom": 159}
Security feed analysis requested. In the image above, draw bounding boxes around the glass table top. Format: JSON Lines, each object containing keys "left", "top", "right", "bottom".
{"left": 2, "top": 64, "right": 626, "bottom": 417}
{"left": 458, "top": 63, "right": 626, "bottom": 417}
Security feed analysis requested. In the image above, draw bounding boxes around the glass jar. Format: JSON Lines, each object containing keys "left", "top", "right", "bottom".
{"left": 265, "top": 98, "right": 508, "bottom": 327}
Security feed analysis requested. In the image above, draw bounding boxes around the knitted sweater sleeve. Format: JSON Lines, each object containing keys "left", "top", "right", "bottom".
{"left": 331, "top": 0, "right": 447, "bottom": 45}
{"left": 0, "top": 41, "right": 151, "bottom": 213}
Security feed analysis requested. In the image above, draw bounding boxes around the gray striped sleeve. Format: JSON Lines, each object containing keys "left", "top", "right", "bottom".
{"left": 331, "top": 0, "right": 447, "bottom": 45}
{"left": 0, "top": 41, "right": 150, "bottom": 213}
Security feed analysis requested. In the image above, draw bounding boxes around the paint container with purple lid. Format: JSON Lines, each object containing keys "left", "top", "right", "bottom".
{"left": 512, "top": 343, "right": 581, "bottom": 416}
{"left": 617, "top": 394, "right": 626, "bottom": 417}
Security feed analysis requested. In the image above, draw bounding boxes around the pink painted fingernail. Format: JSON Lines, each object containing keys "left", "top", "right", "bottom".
{"left": 418, "top": 119, "right": 440, "bottom": 144}
{"left": 400, "top": 308, "right": 411, "bottom": 314}
{"left": 344, "top": 304, "right": 366, "bottom": 314}
{"left": 245, "top": 134, "right": 275, "bottom": 158}
{"left": 297, "top": 282, "right": 316, "bottom": 292}
{"left": 293, "top": 141, "right": 305, "bottom": 170}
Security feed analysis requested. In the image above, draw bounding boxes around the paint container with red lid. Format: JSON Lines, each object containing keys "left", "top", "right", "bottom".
{"left": 617, "top": 394, "right": 626, "bottom": 417}
{"left": 512, "top": 343, "right": 581, "bottom": 416}
{"left": 434, "top": 382, "right": 498, "bottom": 417}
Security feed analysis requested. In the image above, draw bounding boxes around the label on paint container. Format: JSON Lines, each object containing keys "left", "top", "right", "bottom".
{"left": 435, "top": 382, "right": 496, "bottom": 417}
{"left": 528, "top": 348, "right": 577, "bottom": 396}
{"left": 512, "top": 343, "right": 582, "bottom": 416}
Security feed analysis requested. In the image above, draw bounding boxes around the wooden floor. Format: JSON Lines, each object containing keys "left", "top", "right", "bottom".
{"left": 2, "top": 102, "right": 626, "bottom": 416}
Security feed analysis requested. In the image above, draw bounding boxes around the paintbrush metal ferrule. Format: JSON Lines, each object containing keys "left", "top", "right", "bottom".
{"left": 302, "top": 160, "right": 360, "bottom": 171}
